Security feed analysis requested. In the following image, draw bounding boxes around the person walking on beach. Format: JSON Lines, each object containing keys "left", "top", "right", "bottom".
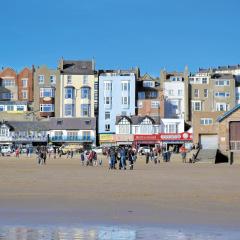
{"left": 15, "top": 148, "right": 20, "bottom": 158}
{"left": 80, "top": 151, "right": 85, "bottom": 166}
{"left": 70, "top": 150, "right": 74, "bottom": 158}
{"left": 154, "top": 149, "right": 158, "bottom": 164}
{"left": 110, "top": 147, "right": 116, "bottom": 169}
{"left": 120, "top": 147, "right": 126, "bottom": 170}
{"left": 180, "top": 145, "right": 187, "bottom": 163}
{"left": 146, "top": 152, "right": 150, "bottom": 164}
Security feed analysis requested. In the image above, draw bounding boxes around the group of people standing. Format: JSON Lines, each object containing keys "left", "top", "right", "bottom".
{"left": 107, "top": 146, "right": 137, "bottom": 170}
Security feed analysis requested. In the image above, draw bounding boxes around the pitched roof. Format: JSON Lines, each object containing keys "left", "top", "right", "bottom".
{"left": 217, "top": 104, "right": 240, "bottom": 122}
{"left": 7, "top": 121, "right": 49, "bottom": 131}
{"left": 49, "top": 118, "right": 96, "bottom": 130}
{"left": 61, "top": 60, "right": 94, "bottom": 75}
{"left": 116, "top": 115, "right": 161, "bottom": 125}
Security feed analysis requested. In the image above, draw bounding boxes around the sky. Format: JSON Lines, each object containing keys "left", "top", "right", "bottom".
{"left": 0, "top": 0, "right": 240, "bottom": 76}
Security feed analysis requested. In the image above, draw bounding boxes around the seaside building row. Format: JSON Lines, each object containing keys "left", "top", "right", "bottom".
{"left": 0, "top": 60, "right": 240, "bottom": 161}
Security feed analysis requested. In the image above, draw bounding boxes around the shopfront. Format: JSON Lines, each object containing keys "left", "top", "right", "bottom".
{"left": 159, "top": 132, "right": 193, "bottom": 151}
{"left": 99, "top": 134, "right": 116, "bottom": 146}
{"left": 115, "top": 134, "right": 134, "bottom": 146}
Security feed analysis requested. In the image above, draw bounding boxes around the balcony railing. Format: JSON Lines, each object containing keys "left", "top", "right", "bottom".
{"left": 0, "top": 136, "right": 48, "bottom": 142}
{"left": 50, "top": 136, "right": 94, "bottom": 142}
{"left": 230, "top": 141, "right": 240, "bottom": 151}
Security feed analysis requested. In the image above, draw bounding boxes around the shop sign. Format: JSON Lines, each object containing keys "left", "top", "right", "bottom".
{"left": 100, "top": 134, "right": 114, "bottom": 142}
{"left": 159, "top": 132, "right": 192, "bottom": 141}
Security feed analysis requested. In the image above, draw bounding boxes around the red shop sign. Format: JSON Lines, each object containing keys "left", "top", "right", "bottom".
{"left": 134, "top": 134, "right": 160, "bottom": 141}
{"left": 159, "top": 132, "right": 192, "bottom": 141}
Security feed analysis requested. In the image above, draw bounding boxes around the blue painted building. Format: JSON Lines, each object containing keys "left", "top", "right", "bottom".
{"left": 98, "top": 69, "right": 138, "bottom": 145}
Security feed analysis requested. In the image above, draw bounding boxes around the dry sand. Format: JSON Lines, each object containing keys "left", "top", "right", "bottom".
{"left": 0, "top": 154, "right": 240, "bottom": 228}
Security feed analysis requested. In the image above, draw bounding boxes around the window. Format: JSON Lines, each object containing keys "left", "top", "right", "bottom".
{"left": 138, "top": 92, "right": 145, "bottom": 99}
{"left": 67, "top": 131, "right": 78, "bottom": 141}
{"left": 0, "top": 106, "right": 4, "bottom": 112}
{"left": 178, "top": 90, "right": 183, "bottom": 96}
{"left": 22, "top": 90, "right": 28, "bottom": 99}
{"left": 143, "top": 81, "right": 154, "bottom": 87}
{"left": 81, "top": 87, "right": 90, "bottom": 99}
{"left": 204, "top": 89, "right": 208, "bottom": 98}
{"left": 67, "top": 75, "right": 72, "bottom": 84}
{"left": 50, "top": 75, "right": 56, "bottom": 84}
{"left": 0, "top": 125, "right": 9, "bottom": 137}
{"left": 81, "top": 104, "right": 90, "bottom": 117}
{"left": 236, "top": 93, "right": 240, "bottom": 100}
{"left": 105, "top": 124, "right": 110, "bottom": 132}
{"left": 165, "top": 124, "right": 177, "bottom": 133}
{"left": 40, "top": 88, "right": 54, "bottom": 98}
{"left": 194, "top": 89, "right": 199, "bottom": 98}
{"left": 22, "top": 79, "right": 28, "bottom": 88}
{"left": 83, "top": 131, "right": 91, "bottom": 141}
{"left": 16, "top": 105, "right": 25, "bottom": 111}
{"left": 7, "top": 105, "right": 14, "bottom": 111}
{"left": 104, "top": 96, "right": 112, "bottom": 105}
{"left": 2, "top": 79, "right": 15, "bottom": 87}
{"left": 65, "top": 88, "right": 74, "bottom": 99}
{"left": 40, "top": 104, "right": 54, "bottom": 112}
{"left": 168, "top": 90, "right": 174, "bottom": 96}
{"left": 104, "top": 81, "right": 112, "bottom": 91}
{"left": 216, "top": 103, "right": 228, "bottom": 111}
{"left": 140, "top": 118, "right": 153, "bottom": 134}
{"left": 215, "top": 92, "right": 230, "bottom": 98}
{"left": 189, "top": 77, "right": 194, "bottom": 83}
{"left": 1, "top": 93, "right": 12, "bottom": 99}
{"left": 105, "top": 112, "right": 110, "bottom": 120}
{"left": 64, "top": 104, "right": 74, "bottom": 116}
{"left": 118, "top": 118, "right": 130, "bottom": 134}
{"left": 83, "top": 75, "right": 88, "bottom": 85}
{"left": 196, "top": 78, "right": 201, "bottom": 84}
{"left": 192, "top": 101, "right": 201, "bottom": 111}
{"left": 148, "top": 91, "right": 157, "bottom": 98}
{"left": 38, "top": 75, "right": 44, "bottom": 84}
{"left": 215, "top": 80, "right": 230, "bottom": 86}
{"left": 200, "top": 118, "right": 213, "bottom": 125}
{"left": 121, "top": 81, "right": 129, "bottom": 91}
{"left": 121, "top": 96, "right": 129, "bottom": 105}
{"left": 202, "top": 78, "right": 208, "bottom": 84}
{"left": 138, "top": 101, "right": 143, "bottom": 108}
{"left": 151, "top": 101, "right": 160, "bottom": 108}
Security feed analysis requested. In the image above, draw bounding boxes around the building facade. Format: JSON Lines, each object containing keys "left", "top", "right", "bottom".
{"left": 136, "top": 73, "right": 164, "bottom": 118}
{"left": 33, "top": 65, "right": 60, "bottom": 118}
{"left": 58, "top": 59, "right": 95, "bottom": 118}
{"left": 98, "top": 69, "right": 137, "bottom": 145}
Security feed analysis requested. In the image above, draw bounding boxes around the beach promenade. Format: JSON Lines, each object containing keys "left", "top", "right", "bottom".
{"left": 0, "top": 154, "right": 240, "bottom": 228}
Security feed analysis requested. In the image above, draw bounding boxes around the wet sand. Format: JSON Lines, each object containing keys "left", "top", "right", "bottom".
{"left": 0, "top": 155, "right": 240, "bottom": 228}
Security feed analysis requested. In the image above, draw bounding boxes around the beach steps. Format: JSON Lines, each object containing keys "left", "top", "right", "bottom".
{"left": 195, "top": 149, "right": 217, "bottom": 163}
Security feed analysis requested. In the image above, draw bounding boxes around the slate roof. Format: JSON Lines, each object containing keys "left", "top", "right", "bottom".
{"left": 116, "top": 115, "right": 161, "bottom": 125}
{"left": 7, "top": 121, "right": 49, "bottom": 131}
{"left": 61, "top": 60, "right": 94, "bottom": 75}
{"left": 217, "top": 104, "right": 240, "bottom": 122}
{"left": 49, "top": 118, "right": 96, "bottom": 130}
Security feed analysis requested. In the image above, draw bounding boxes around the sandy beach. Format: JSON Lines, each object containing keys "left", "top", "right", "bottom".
{"left": 0, "top": 154, "right": 240, "bottom": 228}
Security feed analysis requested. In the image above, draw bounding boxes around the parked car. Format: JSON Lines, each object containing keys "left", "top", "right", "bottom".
{"left": 1, "top": 146, "right": 12, "bottom": 156}
{"left": 138, "top": 146, "right": 151, "bottom": 155}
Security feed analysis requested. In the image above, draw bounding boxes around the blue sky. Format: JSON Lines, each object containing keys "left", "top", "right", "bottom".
{"left": 0, "top": 0, "right": 239, "bottom": 76}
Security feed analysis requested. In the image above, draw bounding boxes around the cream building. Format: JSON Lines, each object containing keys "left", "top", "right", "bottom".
{"left": 58, "top": 59, "right": 96, "bottom": 118}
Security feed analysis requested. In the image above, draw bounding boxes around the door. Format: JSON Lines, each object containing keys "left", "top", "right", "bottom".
{"left": 200, "top": 135, "right": 218, "bottom": 149}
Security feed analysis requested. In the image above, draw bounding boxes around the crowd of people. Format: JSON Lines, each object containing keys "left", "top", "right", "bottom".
{"left": 0, "top": 143, "right": 198, "bottom": 167}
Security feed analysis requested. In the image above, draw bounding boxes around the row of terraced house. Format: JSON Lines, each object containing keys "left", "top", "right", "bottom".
{"left": 0, "top": 59, "right": 240, "bottom": 162}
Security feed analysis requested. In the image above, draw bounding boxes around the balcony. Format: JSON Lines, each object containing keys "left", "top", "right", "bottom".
{"left": 12, "top": 136, "right": 48, "bottom": 142}
{"left": 230, "top": 141, "right": 240, "bottom": 151}
{"left": 50, "top": 136, "right": 94, "bottom": 142}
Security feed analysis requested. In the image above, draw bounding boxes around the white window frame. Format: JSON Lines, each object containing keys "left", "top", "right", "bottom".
{"left": 192, "top": 101, "right": 201, "bottom": 111}
{"left": 22, "top": 90, "right": 28, "bottom": 99}
{"left": 105, "top": 124, "right": 110, "bottom": 132}
{"left": 38, "top": 75, "right": 45, "bottom": 84}
{"left": 200, "top": 118, "right": 213, "bottom": 125}
{"left": 50, "top": 75, "right": 56, "bottom": 84}
{"left": 22, "top": 78, "right": 28, "bottom": 88}
{"left": 151, "top": 100, "right": 160, "bottom": 108}
{"left": 40, "top": 104, "right": 54, "bottom": 112}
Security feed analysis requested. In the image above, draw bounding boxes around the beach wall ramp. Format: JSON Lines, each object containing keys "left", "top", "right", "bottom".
{"left": 195, "top": 149, "right": 217, "bottom": 163}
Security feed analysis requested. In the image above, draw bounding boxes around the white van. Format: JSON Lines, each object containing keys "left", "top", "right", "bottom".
{"left": 1, "top": 146, "right": 12, "bottom": 156}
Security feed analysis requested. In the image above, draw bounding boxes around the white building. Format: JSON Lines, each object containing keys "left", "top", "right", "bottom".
{"left": 163, "top": 76, "right": 185, "bottom": 119}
